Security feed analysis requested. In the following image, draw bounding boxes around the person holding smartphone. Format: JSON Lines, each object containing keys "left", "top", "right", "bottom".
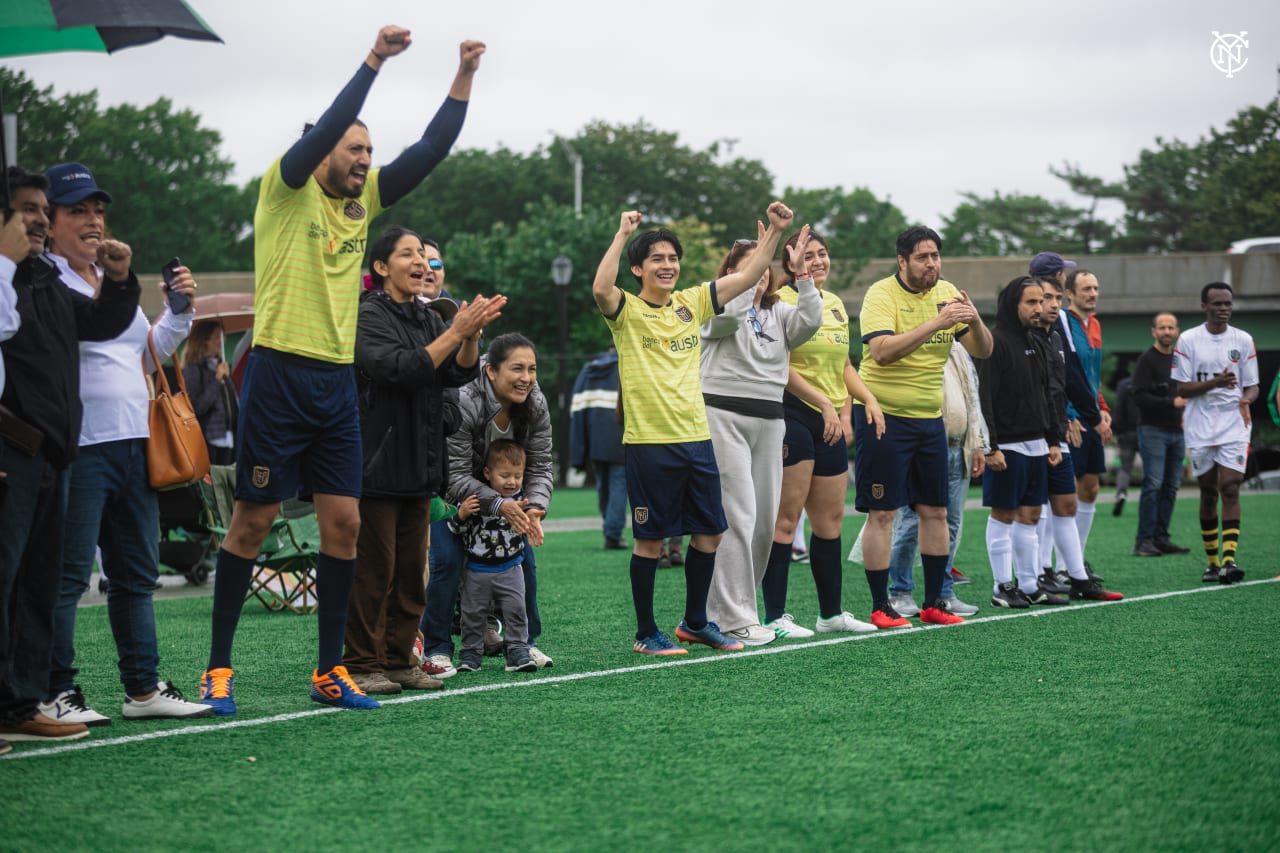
{"left": 40, "top": 162, "right": 213, "bottom": 726}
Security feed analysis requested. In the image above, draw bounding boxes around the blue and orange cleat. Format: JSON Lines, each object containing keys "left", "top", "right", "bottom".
{"left": 633, "top": 630, "right": 688, "bottom": 656}
{"left": 199, "top": 667, "right": 237, "bottom": 716}
{"left": 310, "top": 666, "right": 381, "bottom": 710}
{"left": 674, "top": 620, "right": 744, "bottom": 651}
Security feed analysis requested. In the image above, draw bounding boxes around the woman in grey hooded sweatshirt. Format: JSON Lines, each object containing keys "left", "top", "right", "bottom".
{"left": 700, "top": 225, "right": 823, "bottom": 645}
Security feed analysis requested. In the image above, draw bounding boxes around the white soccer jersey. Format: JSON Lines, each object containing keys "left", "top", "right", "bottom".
{"left": 1171, "top": 323, "right": 1259, "bottom": 447}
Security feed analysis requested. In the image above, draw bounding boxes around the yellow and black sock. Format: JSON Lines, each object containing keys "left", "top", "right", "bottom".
{"left": 1201, "top": 517, "right": 1220, "bottom": 567}
{"left": 1222, "top": 519, "right": 1240, "bottom": 564}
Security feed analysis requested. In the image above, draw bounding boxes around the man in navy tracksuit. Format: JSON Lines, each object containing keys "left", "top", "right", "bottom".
{"left": 569, "top": 347, "right": 627, "bottom": 549}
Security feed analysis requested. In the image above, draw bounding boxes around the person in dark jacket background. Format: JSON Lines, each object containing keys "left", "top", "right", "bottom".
{"left": 343, "top": 227, "right": 503, "bottom": 695}
{"left": 569, "top": 347, "right": 627, "bottom": 549}
{"left": 182, "top": 322, "right": 238, "bottom": 466}
{"left": 0, "top": 165, "right": 139, "bottom": 744}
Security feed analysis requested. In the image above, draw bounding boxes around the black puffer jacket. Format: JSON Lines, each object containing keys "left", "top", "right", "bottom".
{"left": 979, "top": 279, "right": 1059, "bottom": 449}
{"left": 354, "top": 289, "right": 477, "bottom": 500}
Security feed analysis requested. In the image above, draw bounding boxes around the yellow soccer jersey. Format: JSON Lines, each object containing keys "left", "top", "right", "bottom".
{"left": 604, "top": 284, "right": 717, "bottom": 444}
{"left": 252, "top": 156, "right": 384, "bottom": 363}
{"left": 778, "top": 285, "right": 852, "bottom": 411}
{"left": 859, "top": 275, "right": 969, "bottom": 419}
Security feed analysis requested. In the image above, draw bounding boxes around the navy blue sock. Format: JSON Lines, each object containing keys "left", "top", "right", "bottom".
{"left": 865, "top": 568, "right": 890, "bottom": 610}
{"left": 207, "top": 548, "right": 256, "bottom": 670}
{"left": 921, "top": 553, "right": 949, "bottom": 609}
{"left": 315, "top": 552, "right": 357, "bottom": 673}
{"left": 762, "top": 541, "right": 792, "bottom": 623}
{"left": 682, "top": 545, "right": 715, "bottom": 630}
{"left": 630, "top": 554, "right": 660, "bottom": 640}
{"left": 809, "top": 534, "right": 843, "bottom": 619}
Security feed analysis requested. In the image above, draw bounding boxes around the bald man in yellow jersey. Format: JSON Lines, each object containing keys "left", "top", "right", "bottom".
{"left": 200, "top": 27, "right": 498, "bottom": 715}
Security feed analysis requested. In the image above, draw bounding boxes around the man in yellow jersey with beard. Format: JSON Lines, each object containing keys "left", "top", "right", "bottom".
{"left": 856, "top": 226, "right": 993, "bottom": 627}
{"left": 199, "top": 27, "right": 501, "bottom": 715}
{"left": 592, "top": 203, "right": 793, "bottom": 655}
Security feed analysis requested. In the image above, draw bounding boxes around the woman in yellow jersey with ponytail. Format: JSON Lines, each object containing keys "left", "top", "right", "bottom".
{"left": 762, "top": 231, "right": 884, "bottom": 638}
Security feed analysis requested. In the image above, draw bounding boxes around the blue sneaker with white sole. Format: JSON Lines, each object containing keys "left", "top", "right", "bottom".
{"left": 310, "top": 666, "right": 380, "bottom": 710}
{"left": 674, "top": 620, "right": 744, "bottom": 651}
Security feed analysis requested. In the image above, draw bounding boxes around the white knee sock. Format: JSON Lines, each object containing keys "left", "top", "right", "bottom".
{"left": 1075, "top": 500, "right": 1096, "bottom": 552}
{"left": 986, "top": 517, "right": 1013, "bottom": 591}
{"left": 1053, "top": 514, "right": 1089, "bottom": 581}
{"left": 1012, "top": 522, "right": 1041, "bottom": 592}
{"left": 1037, "top": 504, "right": 1053, "bottom": 571}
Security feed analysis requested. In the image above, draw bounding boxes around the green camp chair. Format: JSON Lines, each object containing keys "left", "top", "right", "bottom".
{"left": 200, "top": 465, "right": 319, "bottom": 615}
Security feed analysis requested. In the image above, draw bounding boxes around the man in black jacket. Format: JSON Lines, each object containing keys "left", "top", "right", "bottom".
{"left": 0, "top": 166, "right": 139, "bottom": 744}
{"left": 1130, "top": 312, "right": 1190, "bottom": 557}
{"left": 569, "top": 348, "right": 627, "bottom": 550}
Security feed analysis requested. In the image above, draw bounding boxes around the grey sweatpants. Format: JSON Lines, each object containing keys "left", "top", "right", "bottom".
{"left": 704, "top": 408, "right": 785, "bottom": 632}
{"left": 460, "top": 564, "right": 529, "bottom": 662}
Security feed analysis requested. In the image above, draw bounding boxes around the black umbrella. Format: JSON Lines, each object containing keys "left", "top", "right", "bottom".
{"left": 0, "top": 0, "right": 222, "bottom": 57}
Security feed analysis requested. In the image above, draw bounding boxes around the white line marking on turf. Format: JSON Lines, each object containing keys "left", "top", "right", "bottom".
{"left": 7, "top": 577, "right": 1276, "bottom": 761}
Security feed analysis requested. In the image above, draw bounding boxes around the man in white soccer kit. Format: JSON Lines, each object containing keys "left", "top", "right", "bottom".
{"left": 1172, "top": 283, "right": 1258, "bottom": 584}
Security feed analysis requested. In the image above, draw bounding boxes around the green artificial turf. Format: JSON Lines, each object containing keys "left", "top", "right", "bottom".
{"left": 5, "top": 494, "right": 1278, "bottom": 852}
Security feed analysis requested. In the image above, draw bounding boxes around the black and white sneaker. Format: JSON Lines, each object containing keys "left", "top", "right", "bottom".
{"left": 1084, "top": 561, "right": 1105, "bottom": 583}
{"left": 1202, "top": 565, "right": 1221, "bottom": 583}
{"left": 38, "top": 685, "right": 112, "bottom": 727}
{"left": 991, "top": 582, "right": 1031, "bottom": 609}
{"left": 122, "top": 681, "right": 215, "bottom": 721}
{"left": 1219, "top": 560, "right": 1244, "bottom": 584}
{"left": 1037, "top": 571, "right": 1070, "bottom": 594}
{"left": 1026, "top": 587, "right": 1069, "bottom": 606}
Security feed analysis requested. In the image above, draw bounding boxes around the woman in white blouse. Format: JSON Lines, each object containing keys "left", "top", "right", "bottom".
{"left": 39, "top": 162, "right": 212, "bottom": 725}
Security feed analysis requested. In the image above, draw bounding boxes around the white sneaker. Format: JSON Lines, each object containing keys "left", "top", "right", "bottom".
{"left": 815, "top": 611, "right": 878, "bottom": 633}
{"left": 422, "top": 654, "right": 457, "bottom": 679}
{"left": 764, "top": 614, "right": 815, "bottom": 639}
{"left": 725, "top": 624, "right": 777, "bottom": 646}
{"left": 528, "top": 647, "right": 554, "bottom": 669}
{"left": 122, "top": 681, "right": 215, "bottom": 720}
{"left": 38, "top": 686, "right": 112, "bottom": 727}
{"left": 888, "top": 592, "right": 921, "bottom": 618}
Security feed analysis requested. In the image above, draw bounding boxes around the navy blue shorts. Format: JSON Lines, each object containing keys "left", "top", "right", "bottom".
{"left": 624, "top": 440, "right": 727, "bottom": 540}
{"left": 1070, "top": 425, "right": 1107, "bottom": 477}
{"left": 1047, "top": 448, "right": 1076, "bottom": 495}
{"left": 853, "top": 408, "right": 948, "bottom": 512}
{"left": 782, "top": 397, "right": 848, "bottom": 477}
{"left": 982, "top": 449, "right": 1049, "bottom": 509}
{"left": 235, "top": 347, "right": 362, "bottom": 503}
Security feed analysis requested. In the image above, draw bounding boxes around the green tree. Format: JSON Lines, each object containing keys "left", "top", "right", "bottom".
{"left": 782, "top": 185, "right": 909, "bottom": 273}
{"left": 941, "top": 191, "right": 1090, "bottom": 257}
{"left": 1, "top": 67, "right": 253, "bottom": 273}
{"left": 1054, "top": 99, "right": 1280, "bottom": 252}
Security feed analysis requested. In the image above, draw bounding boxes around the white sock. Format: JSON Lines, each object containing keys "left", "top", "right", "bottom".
{"left": 986, "top": 517, "right": 1013, "bottom": 590}
{"left": 1053, "top": 514, "right": 1089, "bottom": 581}
{"left": 1036, "top": 505, "right": 1053, "bottom": 571}
{"left": 1012, "top": 522, "right": 1041, "bottom": 592}
{"left": 1075, "top": 500, "right": 1096, "bottom": 552}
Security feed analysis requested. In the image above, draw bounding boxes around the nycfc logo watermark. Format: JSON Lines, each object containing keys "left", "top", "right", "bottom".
{"left": 1209, "top": 31, "right": 1248, "bottom": 78}
{"left": 633, "top": 507, "right": 649, "bottom": 525}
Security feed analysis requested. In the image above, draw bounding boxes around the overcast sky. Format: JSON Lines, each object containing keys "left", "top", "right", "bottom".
{"left": 6, "top": 0, "right": 1279, "bottom": 227}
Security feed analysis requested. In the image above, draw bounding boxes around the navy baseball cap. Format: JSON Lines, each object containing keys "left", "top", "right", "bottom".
{"left": 1029, "top": 251, "right": 1076, "bottom": 276}
{"left": 44, "top": 162, "right": 113, "bottom": 206}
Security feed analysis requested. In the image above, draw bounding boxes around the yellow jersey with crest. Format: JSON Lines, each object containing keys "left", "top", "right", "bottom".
{"left": 604, "top": 284, "right": 718, "bottom": 444}
{"left": 252, "top": 156, "right": 384, "bottom": 363}
{"left": 777, "top": 285, "right": 852, "bottom": 411}
{"left": 858, "top": 275, "right": 969, "bottom": 419}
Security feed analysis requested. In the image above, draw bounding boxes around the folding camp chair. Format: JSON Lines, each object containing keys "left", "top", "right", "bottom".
{"left": 200, "top": 465, "right": 319, "bottom": 615}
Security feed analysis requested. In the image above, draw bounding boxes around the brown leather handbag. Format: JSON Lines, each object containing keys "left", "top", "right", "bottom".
{"left": 146, "top": 330, "right": 210, "bottom": 490}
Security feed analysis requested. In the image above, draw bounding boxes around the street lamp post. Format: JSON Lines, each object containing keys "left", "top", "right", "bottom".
{"left": 551, "top": 255, "right": 573, "bottom": 487}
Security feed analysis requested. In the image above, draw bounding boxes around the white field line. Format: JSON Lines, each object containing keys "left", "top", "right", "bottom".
{"left": 7, "top": 577, "right": 1276, "bottom": 762}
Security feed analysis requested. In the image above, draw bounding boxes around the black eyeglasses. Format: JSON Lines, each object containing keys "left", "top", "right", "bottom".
{"left": 747, "top": 307, "right": 776, "bottom": 343}
{"left": 427, "top": 258, "right": 444, "bottom": 271}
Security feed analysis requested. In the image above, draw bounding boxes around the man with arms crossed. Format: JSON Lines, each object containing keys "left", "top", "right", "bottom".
{"left": 201, "top": 27, "right": 495, "bottom": 714}
{"left": 1172, "top": 283, "right": 1258, "bottom": 584}
{"left": 857, "top": 227, "right": 992, "bottom": 627}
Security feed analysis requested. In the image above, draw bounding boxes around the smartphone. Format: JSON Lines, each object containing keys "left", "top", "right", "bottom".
{"left": 162, "top": 257, "right": 191, "bottom": 314}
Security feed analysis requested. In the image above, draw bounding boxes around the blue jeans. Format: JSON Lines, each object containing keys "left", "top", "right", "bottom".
{"left": 0, "top": 444, "right": 69, "bottom": 723}
{"left": 1136, "top": 425, "right": 1184, "bottom": 543}
{"left": 889, "top": 444, "right": 966, "bottom": 598}
{"left": 50, "top": 439, "right": 162, "bottom": 698}
{"left": 420, "top": 519, "right": 541, "bottom": 659}
{"left": 595, "top": 461, "right": 627, "bottom": 540}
